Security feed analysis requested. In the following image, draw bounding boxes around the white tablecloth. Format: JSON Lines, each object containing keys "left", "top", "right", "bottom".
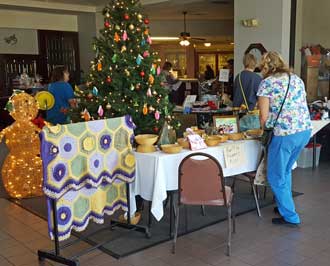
{"left": 311, "top": 120, "right": 330, "bottom": 136}
{"left": 130, "top": 140, "right": 261, "bottom": 221}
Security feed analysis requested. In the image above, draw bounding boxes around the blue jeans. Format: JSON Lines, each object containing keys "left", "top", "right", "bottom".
{"left": 267, "top": 130, "right": 311, "bottom": 224}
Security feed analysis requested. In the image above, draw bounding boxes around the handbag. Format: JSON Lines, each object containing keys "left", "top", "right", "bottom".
{"left": 261, "top": 74, "right": 291, "bottom": 147}
{"left": 238, "top": 73, "right": 261, "bottom": 131}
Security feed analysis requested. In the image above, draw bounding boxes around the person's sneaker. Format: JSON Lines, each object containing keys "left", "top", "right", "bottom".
{"left": 272, "top": 217, "right": 299, "bottom": 227}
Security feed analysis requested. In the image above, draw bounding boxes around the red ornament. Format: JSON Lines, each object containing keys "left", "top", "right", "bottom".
{"left": 140, "top": 71, "right": 145, "bottom": 77}
{"left": 144, "top": 18, "right": 150, "bottom": 24}
{"left": 153, "top": 127, "right": 159, "bottom": 133}
{"left": 124, "top": 14, "right": 130, "bottom": 20}
{"left": 104, "top": 21, "right": 110, "bottom": 28}
{"left": 106, "top": 77, "right": 112, "bottom": 83}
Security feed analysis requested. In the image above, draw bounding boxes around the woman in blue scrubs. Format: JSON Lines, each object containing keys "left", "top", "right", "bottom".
{"left": 258, "top": 52, "right": 312, "bottom": 226}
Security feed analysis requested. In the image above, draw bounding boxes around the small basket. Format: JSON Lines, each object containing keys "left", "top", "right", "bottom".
{"left": 205, "top": 136, "right": 221, "bottom": 147}
{"left": 177, "top": 138, "right": 190, "bottom": 149}
{"left": 161, "top": 144, "right": 183, "bottom": 154}
{"left": 135, "top": 134, "right": 158, "bottom": 145}
{"left": 227, "top": 133, "right": 245, "bottom": 141}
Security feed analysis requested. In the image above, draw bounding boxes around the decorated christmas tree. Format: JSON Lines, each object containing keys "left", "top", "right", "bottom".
{"left": 71, "top": 0, "right": 179, "bottom": 134}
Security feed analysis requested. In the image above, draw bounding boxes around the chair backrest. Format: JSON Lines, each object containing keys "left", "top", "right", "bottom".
{"left": 178, "top": 152, "right": 227, "bottom": 207}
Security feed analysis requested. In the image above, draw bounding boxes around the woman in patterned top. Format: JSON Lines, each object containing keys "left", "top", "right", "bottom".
{"left": 258, "top": 52, "right": 312, "bottom": 226}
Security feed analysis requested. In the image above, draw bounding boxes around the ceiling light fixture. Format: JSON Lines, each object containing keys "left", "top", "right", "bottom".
{"left": 204, "top": 43, "right": 211, "bottom": 47}
{"left": 180, "top": 39, "right": 190, "bottom": 46}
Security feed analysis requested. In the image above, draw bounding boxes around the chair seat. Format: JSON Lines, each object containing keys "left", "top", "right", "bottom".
{"left": 181, "top": 186, "right": 233, "bottom": 206}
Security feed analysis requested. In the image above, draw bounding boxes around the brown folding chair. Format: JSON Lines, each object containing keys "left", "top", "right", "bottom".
{"left": 172, "top": 153, "right": 235, "bottom": 256}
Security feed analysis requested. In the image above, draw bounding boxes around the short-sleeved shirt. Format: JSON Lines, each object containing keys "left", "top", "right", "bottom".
{"left": 47, "top": 81, "right": 74, "bottom": 125}
{"left": 257, "top": 73, "right": 312, "bottom": 136}
{"left": 233, "top": 70, "right": 262, "bottom": 111}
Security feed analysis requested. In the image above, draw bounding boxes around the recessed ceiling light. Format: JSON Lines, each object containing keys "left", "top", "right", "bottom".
{"left": 204, "top": 43, "right": 211, "bottom": 47}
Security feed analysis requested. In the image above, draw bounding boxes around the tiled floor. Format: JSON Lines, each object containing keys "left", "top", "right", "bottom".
{"left": 0, "top": 162, "right": 330, "bottom": 266}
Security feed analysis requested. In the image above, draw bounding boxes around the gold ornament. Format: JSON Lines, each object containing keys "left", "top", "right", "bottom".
{"left": 121, "top": 45, "right": 127, "bottom": 53}
{"left": 137, "top": 14, "right": 143, "bottom": 20}
{"left": 125, "top": 69, "right": 130, "bottom": 76}
{"left": 106, "top": 103, "right": 111, "bottom": 109}
{"left": 0, "top": 93, "right": 43, "bottom": 199}
{"left": 129, "top": 24, "right": 135, "bottom": 30}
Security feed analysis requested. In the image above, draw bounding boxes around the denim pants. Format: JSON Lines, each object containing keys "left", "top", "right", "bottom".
{"left": 267, "top": 130, "right": 311, "bottom": 224}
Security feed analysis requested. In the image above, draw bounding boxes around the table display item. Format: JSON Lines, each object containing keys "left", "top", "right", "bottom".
{"left": 161, "top": 144, "right": 183, "bottom": 154}
{"left": 135, "top": 134, "right": 158, "bottom": 153}
{"left": 0, "top": 92, "right": 43, "bottom": 198}
{"left": 213, "top": 115, "right": 239, "bottom": 134}
{"left": 186, "top": 128, "right": 207, "bottom": 150}
{"left": 245, "top": 129, "right": 263, "bottom": 138}
{"left": 217, "top": 134, "right": 229, "bottom": 143}
{"left": 227, "top": 132, "right": 245, "bottom": 141}
{"left": 205, "top": 136, "right": 221, "bottom": 147}
{"left": 177, "top": 138, "right": 190, "bottom": 149}
{"left": 35, "top": 91, "right": 55, "bottom": 110}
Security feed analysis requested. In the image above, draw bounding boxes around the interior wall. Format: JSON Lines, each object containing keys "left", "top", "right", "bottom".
{"left": 0, "top": 9, "right": 78, "bottom": 31}
{"left": 77, "top": 13, "right": 97, "bottom": 74}
{"left": 0, "top": 28, "right": 38, "bottom": 54}
{"left": 234, "top": 0, "right": 291, "bottom": 74}
{"left": 302, "top": 0, "right": 330, "bottom": 48}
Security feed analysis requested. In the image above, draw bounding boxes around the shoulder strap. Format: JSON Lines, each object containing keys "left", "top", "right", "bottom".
{"left": 238, "top": 73, "right": 250, "bottom": 112}
{"left": 273, "top": 74, "right": 291, "bottom": 128}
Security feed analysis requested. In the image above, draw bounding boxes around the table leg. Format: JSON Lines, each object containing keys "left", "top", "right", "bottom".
{"left": 313, "top": 134, "right": 316, "bottom": 169}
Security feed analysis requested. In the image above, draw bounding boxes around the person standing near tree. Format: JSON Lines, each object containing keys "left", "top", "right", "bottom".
{"left": 204, "top": 64, "right": 215, "bottom": 80}
{"left": 258, "top": 51, "right": 312, "bottom": 227}
{"left": 46, "top": 66, "right": 76, "bottom": 125}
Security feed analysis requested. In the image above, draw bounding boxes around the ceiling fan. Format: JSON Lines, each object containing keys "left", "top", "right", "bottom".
{"left": 179, "top": 11, "right": 206, "bottom": 46}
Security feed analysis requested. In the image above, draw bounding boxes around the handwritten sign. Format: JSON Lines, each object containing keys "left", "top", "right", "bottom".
{"left": 219, "top": 69, "right": 230, "bottom": 82}
{"left": 223, "top": 143, "right": 246, "bottom": 168}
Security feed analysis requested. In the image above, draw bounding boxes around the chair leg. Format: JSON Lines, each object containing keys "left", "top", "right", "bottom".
{"left": 201, "top": 205, "right": 206, "bottom": 216}
{"left": 263, "top": 186, "right": 267, "bottom": 200}
{"left": 252, "top": 184, "right": 262, "bottom": 217}
{"left": 232, "top": 209, "right": 236, "bottom": 234}
{"left": 184, "top": 205, "right": 188, "bottom": 232}
{"left": 172, "top": 205, "right": 180, "bottom": 254}
{"left": 227, "top": 206, "right": 232, "bottom": 256}
{"left": 231, "top": 176, "right": 237, "bottom": 193}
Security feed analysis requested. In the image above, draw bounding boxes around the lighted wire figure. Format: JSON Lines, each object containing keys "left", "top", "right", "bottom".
{"left": 0, "top": 92, "right": 43, "bottom": 198}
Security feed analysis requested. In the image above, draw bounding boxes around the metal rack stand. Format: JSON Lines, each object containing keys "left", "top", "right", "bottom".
{"left": 38, "top": 183, "right": 150, "bottom": 266}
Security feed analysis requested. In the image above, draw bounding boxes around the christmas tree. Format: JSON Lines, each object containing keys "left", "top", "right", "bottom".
{"left": 71, "top": 0, "right": 179, "bottom": 134}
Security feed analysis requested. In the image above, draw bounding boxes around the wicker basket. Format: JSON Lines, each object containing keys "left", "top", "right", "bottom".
{"left": 161, "top": 144, "right": 183, "bottom": 154}
{"left": 227, "top": 133, "right": 245, "bottom": 141}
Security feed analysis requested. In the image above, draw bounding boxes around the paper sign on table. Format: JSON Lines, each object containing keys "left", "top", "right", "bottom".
{"left": 223, "top": 143, "right": 246, "bottom": 168}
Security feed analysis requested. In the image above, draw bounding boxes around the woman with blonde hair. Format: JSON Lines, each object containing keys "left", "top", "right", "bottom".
{"left": 258, "top": 51, "right": 312, "bottom": 226}
{"left": 233, "top": 53, "right": 262, "bottom": 110}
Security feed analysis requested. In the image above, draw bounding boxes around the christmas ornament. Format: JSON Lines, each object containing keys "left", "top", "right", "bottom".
{"left": 121, "top": 45, "right": 127, "bottom": 52}
{"left": 144, "top": 28, "right": 149, "bottom": 35}
{"left": 140, "top": 71, "right": 145, "bottom": 77}
{"left": 141, "top": 39, "right": 146, "bottom": 46}
{"left": 129, "top": 24, "right": 135, "bottom": 30}
{"left": 137, "top": 14, "right": 143, "bottom": 21}
{"left": 87, "top": 93, "right": 93, "bottom": 99}
{"left": 130, "top": 84, "right": 135, "bottom": 91}
{"left": 136, "top": 27, "right": 141, "bottom": 32}
{"left": 112, "top": 54, "right": 117, "bottom": 63}
{"left": 0, "top": 92, "right": 42, "bottom": 198}
{"left": 143, "top": 104, "right": 148, "bottom": 115}
{"left": 106, "top": 76, "right": 112, "bottom": 83}
{"left": 150, "top": 65, "right": 156, "bottom": 75}
{"left": 106, "top": 103, "right": 111, "bottom": 109}
{"left": 98, "top": 105, "right": 104, "bottom": 117}
{"left": 144, "top": 18, "right": 150, "bottom": 25}
{"left": 104, "top": 21, "right": 110, "bottom": 28}
{"left": 105, "top": 12, "right": 110, "bottom": 18}
{"left": 97, "top": 62, "right": 102, "bottom": 71}
{"left": 147, "top": 36, "right": 152, "bottom": 44}
{"left": 143, "top": 51, "right": 150, "bottom": 58}
{"left": 136, "top": 83, "right": 141, "bottom": 90}
{"left": 115, "top": 25, "right": 120, "bottom": 30}
{"left": 125, "top": 69, "right": 130, "bottom": 76}
{"left": 114, "top": 32, "right": 120, "bottom": 42}
{"left": 122, "top": 30, "right": 128, "bottom": 41}
{"left": 83, "top": 108, "right": 91, "bottom": 121}
{"left": 157, "top": 66, "right": 161, "bottom": 75}
{"left": 124, "top": 13, "right": 130, "bottom": 20}
{"left": 149, "top": 106, "right": 155, "bottom": 111}
{"left": 154, "top": 127, "right": 159, "bottom": 133}
{"left": 92, "top": 86, "right": 98, "bottom": 96}
{"left": 149, "top": 74, "right": 154, "bottom": 85}
{"left": 155, "top": 110, "right": 160, "bottom": 120}
{"left": 136, "top": 54, "right": 143, "bottom": 65}
{"left": 133, "top": 101, "right": 139, "bottom": 107}
{"left": 147, "top": 88, "right": 152, "bottom": 97}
